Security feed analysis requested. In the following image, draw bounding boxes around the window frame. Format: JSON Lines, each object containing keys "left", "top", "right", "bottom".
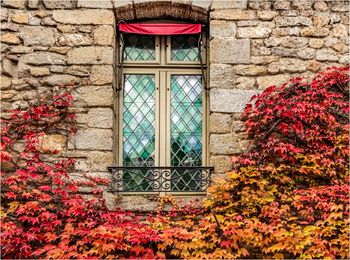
{"left": 115, "top": 30, "right": 209, "bottom": 195}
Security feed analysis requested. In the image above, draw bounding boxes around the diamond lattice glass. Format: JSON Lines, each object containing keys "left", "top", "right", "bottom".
{"left": 170, "top": 75, "right": 202, "bottom": 191}
{"left": 171, "top": 35, "right": 200, "bottom": 62}
{"left": 123, "top": 74, "right": 155, "bottom": 191}
{"left": 124, "top": 35, "right": 156, "bottom": 61}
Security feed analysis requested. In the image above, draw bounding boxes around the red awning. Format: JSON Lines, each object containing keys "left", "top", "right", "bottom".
{"left": 119, "top": 23, "right": 202, "bottom": 35}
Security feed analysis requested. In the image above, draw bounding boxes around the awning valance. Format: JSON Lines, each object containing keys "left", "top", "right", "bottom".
{"left": 118, "top": 23, "right": 202, "bottom": 35}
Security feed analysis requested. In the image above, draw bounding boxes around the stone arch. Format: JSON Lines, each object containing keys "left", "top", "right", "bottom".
{"left": 115, "top": 1, "right": 208, "bottom": 23}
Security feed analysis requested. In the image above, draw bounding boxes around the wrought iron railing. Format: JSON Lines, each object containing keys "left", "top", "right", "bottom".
{"left": 107, "top": 166, "right": 213, "bottom": 192}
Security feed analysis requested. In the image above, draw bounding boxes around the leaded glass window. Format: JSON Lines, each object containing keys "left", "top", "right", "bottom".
{"left": 119, "top": 30, "right": 207, "bottom": 193}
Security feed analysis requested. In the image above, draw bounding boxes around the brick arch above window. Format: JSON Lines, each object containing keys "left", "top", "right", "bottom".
{"left": 115, "top": 1, "right": 208, "bottom": 23}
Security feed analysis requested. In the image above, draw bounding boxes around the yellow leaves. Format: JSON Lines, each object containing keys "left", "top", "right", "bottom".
{"left": 7, "top": 201, "right": 19, "bottom": 213}
{"left": 273, "top": 253, "right": 284, "bottom": 259}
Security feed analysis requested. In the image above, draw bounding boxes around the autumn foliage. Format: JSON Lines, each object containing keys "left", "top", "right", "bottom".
{"left": 1, "top": 66, "right": 349, "bottom": 259}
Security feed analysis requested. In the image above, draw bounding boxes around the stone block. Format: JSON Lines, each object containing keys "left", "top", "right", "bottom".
{"left": 43, "top": 75, "right": 80, "bottom": 86}
{"left": 331, "top": 24, "right": 348, "bottom": 38}
{"left": 307, "top": 60, "right": 321, "bottom": 73}
{"left": 210, "top": 20, "right": 236, "bottom": 38}
{"left": 30, "top": 67, "right": 50, "bottom": 77}
{"left": 315, "top": 48, "right": 339, "bottom": 61}
{"left": 210, "top": 38, "right": 250, "bottom": 64}
{"left": 314, "top": 1, "right": 328, "bottom": 12}
{"left": 72, "top": 128, "right": 113, "bottom": 150}
{"left": 2, "top": 0, "right": 25, "bottom": 9}
{"left": 309, "top": 38, "right": 324, "bottom": 49}
{"left": 210, "top": 155, "right": 232, "bottom": 173}
{"left": 211, "top": 10, "right": 256, "bottom": 20}
{"left": 279, "top": 36, "right": 308, "bottom": 48}
{"left": 209, "top": 113, "right": 231, "bottom": 133}
{"left": 53, "top": 10, "right": 114, "bottom": 25}
{"left": 57, "top": 24, "right": 77, "bottom": 33}
{"left": 115, "top": 195, "right": 157, "bottom": 211}
{"left": 1, "top": 33, "right": 21, "bottom": 44}
{"left": 12, "top": 12, "right": 29, "bottom": 24}
{"left": 210, "top": 89, "right": 260, "bottom": 113}
{"left": 237, "top": 26, "right": 272, "bottom": 39}
{"left": 20, "top": 52, "right": 66, "bottom": 65}
{"left": 75, "top": 85, "right": 113, "bottom": 107}
{"left": 58, "top": 34, "right": 92, "bottom": 46}
{"left": 49, "top": 47, "right": 71, "bottom": 55}
{"left": 10, "top": 46, "right": 33, "bottom": 54}
{"left": 256, "top": 74, "right": 290, "bottom": 89}
{"left": 38, "top": 134, "right": 66, "bottom": 152}
{"left": 28, "top": 0, "right": 39, "bottom": 9}
{"left": 235, "top": 65, "right": 267, "bottom": 76}
{"left": 275, "top": 16, "right": 312, "bottom": 27}
{"left": 43, "top": 0, "right": 75, "bottom": 9}
{"left": 191, "top": 0, "right": 211, "bottom": 9}
{"left": 300, "top": 27, "right": 329, "bottom": 37}
{"left": 87, "top": 108, "right": 113, "bottom": 128}
{"left": 257, "top": 11, "right": 277, "bottom": 21}
{"left": 77, "top": 0, "right": 118, "bottom": 8}
{"left": 91, "top": 65, "right": 113, "bottom": 85}
{"left": 19, "top": 26, "right": 55, "bottom": 46}
{"left": 68, "top": 47, "right": 113, "bottom": 64}
{"left": 211, "top": 0, "right": 247, "bottom": 9}
{"left": 66, "top": 65, "right": 90, "bottom": 76}
{"left": 234, "top": 77, "right": 256, "bottom": 89}
{"left": 94, "top": 25, "right": 114, "bottom": 45}
{"left": 88, "top": 151, "right": 114, "bottom": 171}
{"left": 210, "top": 64, "right": 235, "bottom": 88}
{"left": 268, "top": 58, "right": 307, "bottom": 73}
{"left": 2, "top": 59, "right": 17, "bottom": 77}
{"left": 1, "top": 76, "right": 12, "bottom": 89}
{"left": 209, "top": 133, "right": 241, "bottom": 155}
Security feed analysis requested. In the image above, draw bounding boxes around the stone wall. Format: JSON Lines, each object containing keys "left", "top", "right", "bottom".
{"left": 1, "top": 0, "right": 348, "bottom": 210}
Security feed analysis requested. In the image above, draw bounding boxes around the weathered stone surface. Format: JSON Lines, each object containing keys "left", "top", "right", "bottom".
{"left": 301, "top": 27, "right": 330, "bottom": 37}
{"left": 210, "top": 133, "right": 241, "bottom": 155}
{"left": 211, "top": 0, "right": 248, "bottom": 9}
{"left": 314, "top": 1, "right": 328, "bottom": 12}
{"left": 2, "top": 59, "right": 17, "bottom": 77}
{"left": 57, "top": 24, "right": 77, "bottom": 33}
{"left": 274, "top": 0, "right": 290, "bottom": 10}
{"left": 210, "top": 20, "right": 236, "bottom": 38}
{"left": 211, "top": 10, "right": 256, "bottom": 20}
{"left": 20, "top": 52, "right": 66, "bottom": 65}
{"left": 272, "top": 27, "right": 300, "bottom": 37}
{"left": 275, "top": 16, "right": 311, "bottom": 27}
{"left": 38, "top": 134, "right": 66, "bottom": 152}
{"left": 210, "top": 64, "right": 235, "bottom": 88}
{"left": 58, "top": 34, "right": 92, "bottom": 46}
{"left": 66, "top": 65, "right": 90, "bottom": 76}
{"left": 210, "top": 89, "right": 260, "bottom": 113}
{"left": 68, "top": 47, "right": 113, "bottom": 64}
{"left": 43, "top": 0, "right": 75, "bottom": 9}
{"left": 331, "top": 24, "right": 348, "bottom": 38}
{"left": 332, "top": 42, "right": 348, "bottom": 53}
{"left": 72, "top": 129, "right": 113, "bottom": 150}
{"left": 234, "top": 77, "right": 256, "bottom": 89}
{"left": 1, "top": 33, "right": 21, "bottom": 44}
{"left": 210, "top": 113, "right": 231, "bottom": 134}
{"left": 28, "top": 0, "right": 39, "bottom": 9}
{"left": 210, "top": 38, "right": 250, "bottom": 64}
{"left": 269, "top": 58, "right": 307, "bottom": 73}
{"left": 297, "top": 48, "right": 315, "bottom": 60}
{"left": 1, "top": 22, "right": 20, "bottom": 32}
{"left": 312, "top": 15, "right": 329, "bottom": 28}
{"left": 78, "top": 25, "right": 93, "bottom": 33}
{"left": 315, "top": 48, "right": 339, "bottom": 61}
{"left": 257, "top": 11, "right": 277, "bottom": 21}
{"left": 2, "top": 0, "right": 25, "bottom": 9}
{"left": 12, "top": 12, "right": 29, "bottom": 24}
{"left": 43, "top": 75, "right": 79, "bottom": 86}
{"left": 49, "top": 47, "right": 71, "bottom": 55}
{"left": 77, "top": 0, "right": 113, "bottom": 9}
{"left": 91, "top": 65, "right": 113, "bottom": 85}
{"left": 251, "top": 55, "right": 278, "bottom": 65}
{"left": 256, "top": 74, "right": 290, "bottom": 89}
{"left": 309, "top": 38, "right": 324, "bottom": 49}
{"left": 93, "top": 25, "right": 114, "bottom": 45}
{"left": 87, "top": 108, "right": 113, "bottom": 128}
{"left": 1, "top": 76, "right": 12, "bottom": 89}
{"left": 210, "top": 156, "right": 232, "bottom": 173}
{"left": 88, "top": 151, "right": 113, "bottom": 171}
{"left": 50, "top": 65, "right": 65, "bottom": 73}
{"left": 53, "top": 10, "right": 114, "bottom": 25}
{"left": 116, "top": 195, "right": 157, "bottom": 211}
{"left": 19, "top": 26, "right": 55, "bottom": 46}
{"left": 279, "top": 36, "right": 308, "bottom": 48}
{"left": 237, "top": 26, "right": 272, "bottom": 38}
{"left": 41, "top": 17, "right": 57, "bottom": 26}
{"left": 235, "top": 65, "right": 267, "bottom": 76}
{"left": 75, "top": 85, "right": 113, "bottom": 107}
{"left": 307, "top": 60, "right": 321, "bottom": 73}
{"left": 1, "top": 8, "right": 8, "bottom": 21}
{"left": 30, "top": 67, "right": 50, "bottom": 77}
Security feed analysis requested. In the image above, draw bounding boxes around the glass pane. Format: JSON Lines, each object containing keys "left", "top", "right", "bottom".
{"left": 170, "top": 75, "right": 202, "bottom": 191}
{"left": 124, "top": 35, "right": 156, "bottom": 61}
{"left": 171, "top": 35, "right": 200, "bottom": 62}
{"left": 123, "top": 74, "right": 155, "bottom": 191}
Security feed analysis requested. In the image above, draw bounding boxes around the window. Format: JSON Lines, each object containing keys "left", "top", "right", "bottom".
{"left": 110, "top": 23, "right": 212, "bottom": 193}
